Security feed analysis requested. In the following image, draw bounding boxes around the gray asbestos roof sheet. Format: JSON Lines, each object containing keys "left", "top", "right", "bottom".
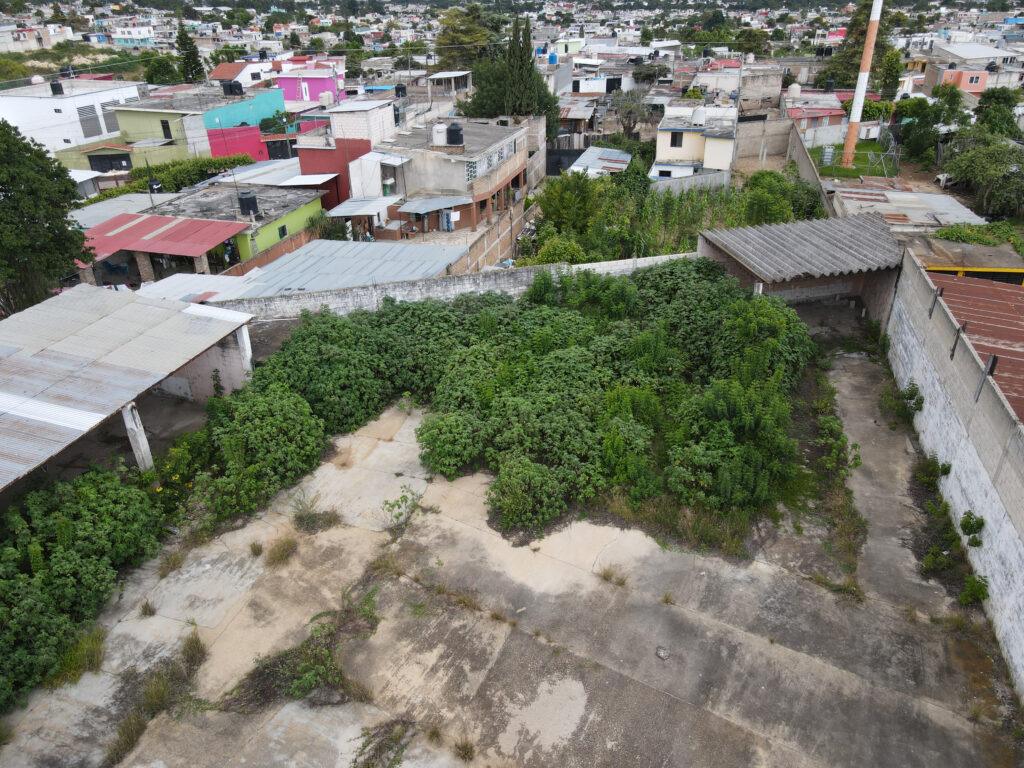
{"left": 0, "top": 285, "right": 250, "bottom": 491}
{"left": 234, "top": 239, "right": 468, "bottom": 297}
{"left": 701, "top": 213, "right": 901, "bottom": 283}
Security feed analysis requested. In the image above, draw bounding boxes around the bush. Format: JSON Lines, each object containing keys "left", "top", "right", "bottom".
{"left": 960, "top": 511, "right": 984, "bottom": 537}
{"left": 180, "top": 629, "right": 207, "bottom": 673}
{"left": 959, "top": 574, "right": 989, "bottom": 606}
{"left": 417, "top": 411, "right": 486, "bottom": 479}
{"left": 487, "top": 455, "right": 567, "bottom": 531}
{"left": 880, "top": 380, "right": 924, "bottom": 427}
{"left": 914, "top": 454, "right": 951, "bottom": 493}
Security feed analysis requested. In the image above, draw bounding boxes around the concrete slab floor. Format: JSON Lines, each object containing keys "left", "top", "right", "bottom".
{"left": 1, "top": 397, "right": 1020, "bottom": 768}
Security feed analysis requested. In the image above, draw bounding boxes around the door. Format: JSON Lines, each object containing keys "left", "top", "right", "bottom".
{"left": 88, "top": 153, "right": 132, "bottom": 172}
{"left": 301, "top": 81, "right": 310, "bottom": 100}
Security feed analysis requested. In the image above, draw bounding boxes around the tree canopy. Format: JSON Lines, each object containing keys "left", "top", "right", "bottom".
{"left": 175, "top": 24, "right": 205, "bottom": 83}
{"left": 0, "top": 121, "right": 90, "bottom": 316}
{"left": 816, "top": 0, "right": 896, "bottom": 88}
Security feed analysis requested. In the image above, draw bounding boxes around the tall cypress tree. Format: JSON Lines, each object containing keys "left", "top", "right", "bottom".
{"left": 176, "top": 23, "right": 205, "bottom": 83}
{"left": 505, "top": 17, "right": 537, "bottom": 116}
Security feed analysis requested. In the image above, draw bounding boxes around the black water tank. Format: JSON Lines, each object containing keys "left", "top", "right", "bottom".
{"left": 395, "top": 83, "right": 407, "bottom": 98}
{"left": 50, "top": 80, "right": 64, "bottom": 95}
{"left": 259, "top": 48, "right": 268, "bottom": 61}
{"left": 447, "top": 122, "right": 464, "bottom": 146}
{"left": 221, "top": 81, "right": 233, "bottom": 96}
{"left": 148, "top": 179, "right": 163, "bottom": 193}
{"left": 231, "top": 80, "right": 244, "bottom": 95}
{"left": 238, "top": 190, "right": 259, "bottom": 217}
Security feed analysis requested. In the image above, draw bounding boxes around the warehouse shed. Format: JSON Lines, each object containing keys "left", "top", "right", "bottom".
{"left": 697, "top": 213, "right": 903, "bottom": 321}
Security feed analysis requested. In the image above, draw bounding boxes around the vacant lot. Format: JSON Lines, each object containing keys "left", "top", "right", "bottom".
{"left": 3, "top": 346, "right": 1020, "bottom": 767}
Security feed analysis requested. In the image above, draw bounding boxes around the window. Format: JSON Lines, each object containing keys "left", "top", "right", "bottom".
{"left": 77, "top": 105, "right": 102, "bottom": 138}
{"left": 54, "top": 108, "right": 62, "bottom": 113}
{"left": 968, "top": 75, "right": 981, "bottom": 84}
{"left": 277, "top": 224, "right": 287, "bottom": 239}
{"left": 659, "top": 169, "right": 672, "bottom": 178}
{"left": 63, "top": 138, "right": 71, "bottom": 144}
{"left": 100, "top": 101, "right": 119, "bottom": 133}
{"left": 160, "top": 119, "right": 172, "bottom": 139}
{"left": 250, "top": 72, "right": 261, "bottom": 81}
{"left": 670, "top": 132, "right": 683, "bottom": 147}
{"left": 465, "top": 160, "right": 477, "bottom": 182}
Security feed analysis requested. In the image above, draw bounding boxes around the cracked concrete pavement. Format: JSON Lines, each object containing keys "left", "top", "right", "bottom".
{"left": 1, "top": 382, "right": 1020, "bottom": 767}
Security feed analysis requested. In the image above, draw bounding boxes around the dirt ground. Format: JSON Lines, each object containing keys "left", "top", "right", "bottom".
{"left": 2, "top": 318, "right": 1021, "bottom": 767}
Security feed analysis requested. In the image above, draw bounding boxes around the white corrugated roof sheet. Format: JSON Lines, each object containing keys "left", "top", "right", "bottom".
{"left": 0, "top": 285, "right": 250, "bottom": 491}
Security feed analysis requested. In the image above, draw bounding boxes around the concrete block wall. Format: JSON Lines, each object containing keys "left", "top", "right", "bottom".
{"left": 210, "top": 253, "right": 695, "bottom": 319}
{"left": 886, "top": 250, "right": 1024, "bottom": 697}
{"left": 735, "top": 118, "right": 794, "bottom": 159}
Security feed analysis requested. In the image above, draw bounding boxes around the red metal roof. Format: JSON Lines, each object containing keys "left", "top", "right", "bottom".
{"left": 84, "top": 213, "right": 249, "bottom": 260}
{"left": 208, "top": 62, "right": 247, "bottom": 80}
{"left": 931, "top": 272, "right": 1024, "bottom": 421}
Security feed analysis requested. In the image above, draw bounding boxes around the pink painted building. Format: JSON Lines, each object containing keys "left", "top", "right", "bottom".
{"left": 276, "top": 68, "right": 344, "bottom": 104}
{"left": 208, "top": 126, "right": 270, "bottom": 161}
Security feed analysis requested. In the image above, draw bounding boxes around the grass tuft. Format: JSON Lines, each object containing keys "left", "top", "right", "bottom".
{"left": 598, "top": 565, "right": 627, "bottom": 587}
{"left": 180, "top": 629, "right": 208, "bottom": 674}
{"left": 139, "top": 600, "right": 156, "bottom": 618}
{"left": 158, "top": 549, "right": 186, "bottom": 579}
{"left": 265, "top": 537, "right": 298, "bottom": 567}
{"left": 141, "top": 671, "right": 172, "bottom": 718}
{"left": 291, "top": 491, "right": 340, "bottom": 534}
{"left": 47, "top": 626, "right": 106, "bottom": 688}
{"left": 104, "top": 711, "right": 147, "bottom": 767}
{"left": 661, "top": 592, "right": 676, "bottom": 605}
{"left": 249, "top": 541, "right": 263, "bottom": 557}
{"left": 453, "top": 738, "right": 475, "bottom": 762}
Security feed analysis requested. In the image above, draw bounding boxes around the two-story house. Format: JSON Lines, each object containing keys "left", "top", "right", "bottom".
{"left": 924, "top": 43, "right": 1024, "bottom": 95}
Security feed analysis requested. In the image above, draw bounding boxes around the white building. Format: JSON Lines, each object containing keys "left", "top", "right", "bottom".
{"left": 0, "top": 78, "right": 146, "bottom": 153}
{"left": 0, "top": 24, "right": 76, "bottom": 53}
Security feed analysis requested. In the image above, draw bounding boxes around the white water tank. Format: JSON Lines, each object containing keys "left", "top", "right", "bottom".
{"left": 746, "top": 52, "right": 755, "bottom": 63}
{"left": 432, "top": 123, "right": 447, "bottom": 147}
{"left": 318, "top": 90, "right": 335, "bottom": 106}
{"left": 30, "top": 74, "right": 45, "bottom": 84}
{"left": 787, "top": 82, "right": 801, "bottom": 99}
{"left": 692, "top": 106, "right": 707, "bottom": 126}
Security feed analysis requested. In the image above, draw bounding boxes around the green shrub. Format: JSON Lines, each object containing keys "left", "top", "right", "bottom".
{"left": 960, "top": 511, "right": 984, "bottom": 536}
{"left": 959, "top": 575, "right": 989, "bottom": 606}
{"left": 880, "top": 381, "right": 924, "bottom": 427}
{"left": 915, "top": 454, "right": 951, "bottom": 493}
{"left": 417, "top": 411, "right": 486, "bottom": 479}
{"left": 265, "top": 537, "right": 298, "bottom": 567}
{"left": 488, "top": 455, "right": 567, "bottom": 531}
{"left": 105, "top": 711, "right": 148, "bottom": 766}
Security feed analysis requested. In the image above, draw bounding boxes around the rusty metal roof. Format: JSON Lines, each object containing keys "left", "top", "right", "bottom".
{"left": 930, "top": 273, "right": 1024, "bottom": 421}
{"left": 0, "top": 285, "right": 250, "bottom": 491}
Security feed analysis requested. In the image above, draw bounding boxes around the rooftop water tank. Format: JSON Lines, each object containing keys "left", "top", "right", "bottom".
{"left": 548, "top": 51, "right": 558, "bottom": 65}
{"left": 432, "top": 123, "right": 447, "bottom": 147}
{"left": 692, "top": 106, "right": 707, "bottom": 126}
{"left": 746, "top": 52, "right": 754, "bottom": 63}
{"left": 447, "top": 122, "right": 464, "bottom": 146}
{"left": 787, "top": 82, "right": 801, "bottom": 98}
{"left": 238, "top": 190, "right": 259, "bottom": 218}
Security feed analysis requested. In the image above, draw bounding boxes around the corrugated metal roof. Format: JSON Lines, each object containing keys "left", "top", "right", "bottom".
{"left": 701, "top": 214, "right": 901, "bottom": 282}
{"left": 72, "top": 193, "right": 183, "bottom": 229}
{"left": 930, "top": 273, "right": 1024, "bottom": 421}
{"left": 398, "top": 196, "right": 473, "bottom": 214}
{"left": 569, "top": 145, "right": 632, "bottom": 176}
{"left": 327, "top": 195, "right": 401, "bottom": 218}
{"left": 85, "top": 213, "right": 250, "bottom": 259}
{"left": 0, "top": 285, "right": 250, "bottom": 491}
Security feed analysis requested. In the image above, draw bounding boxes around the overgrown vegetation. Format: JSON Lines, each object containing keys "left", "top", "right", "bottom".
{"left": 45, "top": 626, "right": 106, "bottom": 688}
{"left": 934, "top": 222, "right": 1024, "bottom": 257}
{"left": 879, "top": 380, "right": 924, "bottom": 428}
{"left": 352, "top": 718, "right": 416, "bottom": 768}
{"left": 291, "top": 491, "right": 340, "bottom": 534}
{"left": 89, "top": 154, "right": 253, "bottom": 202}
{"left": 518, "top": 166, "right": 823, "bottom": 265}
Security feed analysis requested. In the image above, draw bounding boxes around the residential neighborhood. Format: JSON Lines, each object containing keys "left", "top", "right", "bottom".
{"left": 1, "top": 0, "right": 1024, "bottom": 766}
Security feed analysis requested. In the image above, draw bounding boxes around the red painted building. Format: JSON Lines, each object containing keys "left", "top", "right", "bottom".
{"left": 297, "top": 137, "right": 372, "bottom": 209}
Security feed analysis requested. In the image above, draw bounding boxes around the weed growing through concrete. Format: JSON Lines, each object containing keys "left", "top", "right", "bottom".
{"left": 104, "top": 711, "right": 147, "bottom": 767}
{"left": 140, "top": 671, "right": 173, "bottom": 718}
{"left": 139, "top": 600, "right": 156, "bottom": 618}
{"left": 426, "top": 725, "right": 443, "bottom": 745}
{"left": 220, "top": 588, "right": 381, "bottom": 714}
{"left": 46, "top": 626, "right": 106, "bottom": 688}
{"left": 352, "top": 717, "right": 415, "bottom": 768}
{"left": 368, "top": 552, "right": 405, "bottom": 579}
{"left": 408, "top": 602, "right": 428, "bottom": 618}
{"left": 158, "top": 549, "right": 186, "bottom": 579}
{"left": 249, "top": 541, "right": 263, "bottom": 557}
{"left": 181, "top": 629, "right": 208, "bottom": 674}
{"left": 380, "top": 484, "right": 424, "bottom": 532}
{"left": 598, "top": 565, "right": 627, "bottom": 587}
{"left": 290, "top": 491, "right": 340, "bottom": 534}
{"left": 265, "top": 537, "right": 298, "bottom": 567}
{"left": 809, "top": 573, "right": 865, "bottom": 602}
{"left": 661, "top": 592, "right": 676, "bottom": 605}
{"left": 453, "top": 738, "right": 475, "bottom": 762}
{"left": 879, "top": 380, "right": 924, "bottom": 429}
{"left": 489, "top": 610, "right": 508, "bottom": 623}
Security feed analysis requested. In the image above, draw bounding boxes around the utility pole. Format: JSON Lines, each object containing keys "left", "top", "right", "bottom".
{"left": 841, "top": 0, "right": 883, "bottom": 168}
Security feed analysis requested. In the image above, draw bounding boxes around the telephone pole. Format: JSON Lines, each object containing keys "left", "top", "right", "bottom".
{"left": 841, "top": 0, "right": 884, "bottom": 168}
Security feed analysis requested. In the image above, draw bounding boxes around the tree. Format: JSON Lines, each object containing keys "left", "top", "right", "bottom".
{"left": 633, "top": 62, "right": 669, "bottom": 84}
{"left": 288, "top": 30, "right": 301, "bottom": 48}
{"left": 504, "top": 17, "right": 537, "bottom": 116}
{"left": 816, "top": 0, "right": 895, "bottom": 88}
{"left": 210, "top": 44, "right": 247, "bottom": 66}
{"left": 841, "top": 98, "right": 894, "bottom": 122}
{"left": 976, "top": 87, "right": 1022, "bottom": 139}
{"left": 308, "top": 37, "right": 325, "bottom": 51}
{"left": 436, "top": 4, "right": 491, "bottom": 70}
{"left": 0, "top": 121, "right": 90, "bottom": 315}
{"left": 944, "top": 125, "right": 1024, "bottom": 217}
{"left": 735, "top": 28, "right": 769, "bottom": 56}
{"left": 875, "top": 48, "right": 903, "bottom": 100}
{"left": 142, "top": 54, "right": 180, "bottom": 84}
{"left": 610, "top": 88, "right": 650, "bottom": 137}
{"left": 175, "top": 24, "right": 205, "bottom": 83}
{"left": 640, "top": 26, "right": 652, "bottom": 45}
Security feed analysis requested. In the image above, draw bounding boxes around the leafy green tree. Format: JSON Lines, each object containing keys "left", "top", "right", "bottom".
{"left": 841, "top": 98, "right": 894, "bottom": 122}
{"left": 744, "top": 189, "right": 793, "bottom": 225}
{"left": 978, "top": 104, "right": 1022, "bottom": 139}
{"left": 522, "top": 234, "right": 586, "bottom": 265}
{"left": 610, "top": 88, "right": 650, "bottom": 137}
{"left": 944, "top": 126, "right": 1024, "bottom": 217}
{"left": 175, "top": 23, "right": 205, "bottom": 83}
{"left": 210, "top": 44, "right": 247, "bottom": 65}
{"left": 735, "top": 28, "right": 769, "bottom": 56}
{"left": 640, "top": 26, "right": 653, "bottom": 45}
{"left": 288, "top": 30, "right": 301, "bottom": 48}
{"left": 142, "top": 53, "right": 180, "bottom": 84}
{"left": 816, "top": 0, "right": 895, "bottom": 88}
{"left": 633, "top": 62, "right": 669, "bottom": 84}
{"left": 436, "top": 4, "right": 491, "bottom": 70}
{"left": 0, "top": 121, "right": 89, "bottom": 315}
{"left": 875, "top": 49, "right": 903, "bottom": 100}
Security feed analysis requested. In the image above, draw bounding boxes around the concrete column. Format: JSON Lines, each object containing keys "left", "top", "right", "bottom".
{"left": 235, "top": 325, "right": 253, "bottom": 373}
{"left": 78, "top": 266, "right": 96, "bottom": 285}
{"left": 195, "top": 254, "right": 211, "bottom": 274}
{"left": 134, "top": 252, "right": 156, "bottom": 282}
{"left": 121, "top": 401, "right": 154, "bottom": 471}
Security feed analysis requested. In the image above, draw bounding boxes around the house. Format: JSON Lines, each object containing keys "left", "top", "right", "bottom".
{"left": 80, "top": 212, "right": 250, "bottom": 285}
{"left": 0, "top": 77, "right": 146, "bottom": 153}
{"left": 207, "top": 60, "right": 277, "bottom": 89}
{"left": 568, "top": 145, "right": 631, "bottom": 177}
{"left": 111, "top": 25, "right": 157, "bottom": 48}
{"left": 137, "top": 239, "right": 471, "bottom": 300}
{"left": 0, "top": 23, "right": 76, "bottom": 53}
{"left": 145, "top": 182, "right": 324, "bottom": 262}
{"left": 340, "top": 118, "right": 528, "bottom": 240}
{"left": 697, "top": 213, "right": 902, "bottom": 321}
{"left": 0, "top": 284, "right": 252, "bottom": 490}
{"left": 54, "top": 86, "right": 287, "bottom": 171}
{"left": 923, "top": 43, "right": 1024, "bottom": 95}
{"left": 68, "top": 169, "right": 104, "bottom": 198}
{"left": 649, "top": 105, "right": 737, "bottom": 181}
{"left": 71, "top": 192, "right": 184, "bottom": 229}
{"left": 427, "top": 71, "right": 473, "bottom": 98}
{"left": 902, "top": 235, "right": 1024, "bottom": 286}
{"left": 276, "top": 68, "right": 343, "bottom": 105}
